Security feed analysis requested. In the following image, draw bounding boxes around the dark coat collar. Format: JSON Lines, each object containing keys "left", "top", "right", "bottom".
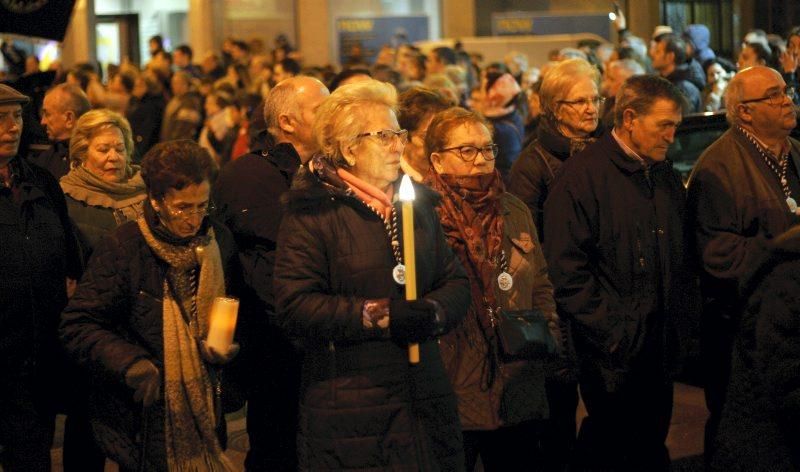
{"left": 283, "top": 159, "right": 441, "bottom": 215}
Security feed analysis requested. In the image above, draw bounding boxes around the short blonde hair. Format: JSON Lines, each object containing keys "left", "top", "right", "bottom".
{"left": 539, "top": 58, "right": 600, "bottom": 116}
{"left": 313, "top": 79, "right": 397, "bottom": 162}
{"left": 69, "top": 108, "right": 134, "bottom": 168}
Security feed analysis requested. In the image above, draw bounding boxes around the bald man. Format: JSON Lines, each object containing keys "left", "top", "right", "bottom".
{"left": 213, "top": 76, "right": 330, "bottom": 471}
{"left": 31, "top": 83, "right": 90, "bottom": 179}
{"left": 687, "top": 66, "right": 800, "bottom": 464}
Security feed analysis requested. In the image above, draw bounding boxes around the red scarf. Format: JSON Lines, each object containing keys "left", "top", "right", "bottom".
{"left": 428, "top": 170, "right": 505, "bottom": 336}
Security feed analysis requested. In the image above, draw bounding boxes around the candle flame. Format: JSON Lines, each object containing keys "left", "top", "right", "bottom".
{"left": 399, "top": 174, "right": 416, "bottom": 201}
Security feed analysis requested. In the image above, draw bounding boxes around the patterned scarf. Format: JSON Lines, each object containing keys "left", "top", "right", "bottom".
{"left": 427, "top": 170, "right": 505, "bottom": 336}
{"left": 137, "top": 217, "right": 235, "bottom": 472}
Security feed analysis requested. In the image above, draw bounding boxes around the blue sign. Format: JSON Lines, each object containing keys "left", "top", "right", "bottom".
{"left": 336, "top": 16, "right": 429, "bottom": 66}
{"left": 492, "top": 12, "right": 611, "bottom": 40}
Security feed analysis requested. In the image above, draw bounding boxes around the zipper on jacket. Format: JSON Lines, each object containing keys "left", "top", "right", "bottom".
{"left": 636, "top": 237, "right": 645, "bottom": 269}
{"left": 328, "top": 341, "right": 337, "bottom": 402}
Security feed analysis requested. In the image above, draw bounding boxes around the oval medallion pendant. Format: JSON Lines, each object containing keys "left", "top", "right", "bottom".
{"left": 393, "top": 264, "right": 406, "bottom": 285}
{"left": 497, "top": 271, "right": 513, "bottom": 291}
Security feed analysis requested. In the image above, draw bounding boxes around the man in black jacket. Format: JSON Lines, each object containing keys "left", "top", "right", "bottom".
{"left": 29, "top": 83, "right": 90, "bottom": 179}
{"left": 213, "top": 75, "right": 329, "bottom": 471}
{"left": 544, "top": 75, "right": 697, "bottom": 471}
{"left": 0, "top": 84, "right": 82, "bottom": 471}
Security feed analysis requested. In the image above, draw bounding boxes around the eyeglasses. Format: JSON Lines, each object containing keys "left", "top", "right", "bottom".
{"left": 439, "top": 144, "right": 499, "bottom": 162}
{"left": 558, "top": 96, "right": 606, "bottom": 110}
{"left": 740, "top": 86, "right": 797, "bottom": 106}
{"left": 163, "top": 202, "right": 214, "bottom": 220}
{"left": 356, "top": 129, "right": 409, "bottom": 146}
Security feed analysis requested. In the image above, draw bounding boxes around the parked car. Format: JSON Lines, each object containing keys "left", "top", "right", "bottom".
{"left": 670, "top": 109, "right": 800, "bottom": 185}
{"left": 668, "top": 111, "right": 729, "bottom": 185}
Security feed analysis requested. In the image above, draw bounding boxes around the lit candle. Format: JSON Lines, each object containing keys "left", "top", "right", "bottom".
{"left": 399, "top": 174, "right": 419, "bottom": 364}
{"left": 207, "top": 297, "right": 240, "bottom": 353}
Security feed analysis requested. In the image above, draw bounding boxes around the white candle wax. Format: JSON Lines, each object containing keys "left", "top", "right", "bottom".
{"left": 206, "top": 297, "right": 239, "bottom": 353}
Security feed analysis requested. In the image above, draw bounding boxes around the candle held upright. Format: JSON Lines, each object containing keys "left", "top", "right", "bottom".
{"left": 399, "top": 174, "right": 419, "bottom": 364}
{"left": 207, "top": 296, "right": 240, "bottom": 354}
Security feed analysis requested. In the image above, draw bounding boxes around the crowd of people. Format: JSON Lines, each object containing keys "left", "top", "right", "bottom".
{"left": 2, "top": 13, "right": 800, "bottom": 472}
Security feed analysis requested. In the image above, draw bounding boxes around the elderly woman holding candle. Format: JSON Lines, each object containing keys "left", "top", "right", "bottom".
{"left": 60, "top": 140, "right": 241, "bottom": 472}
{"left": 273, "top": 79, "right": 470, "bottom": 471}
{"left": 425, "top": 107, "right": 564, "bottom": 471}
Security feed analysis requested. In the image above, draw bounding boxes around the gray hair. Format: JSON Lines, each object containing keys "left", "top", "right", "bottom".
{"left": 46, "top": 83, "right": 91, "bottom": 117}
{"left": 609, "top": 59, "right": 645, "bottom": 78}
{"left": 614, "top": 75, "right": 686, "bottom": 128}
{"left": 539, "top": 58, "right": 600, "bottom": 116}
{"left": 313, "top": 79, "right": 397, "bottom": 162}
{"left": 724, "top": 72, "right": 747, "bottom": 125}
{"left": 263, "top": 78, "right": 300, "bottom": 138}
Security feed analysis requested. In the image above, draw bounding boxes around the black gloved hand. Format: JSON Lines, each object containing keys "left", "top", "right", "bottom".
{"left": 125, "top": 359, "right": 161, "bottom": 407}
{"left": 389, "top": 298, "right": 444, "bottom": 343}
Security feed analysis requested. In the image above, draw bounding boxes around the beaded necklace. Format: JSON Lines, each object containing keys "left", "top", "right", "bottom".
{"left": 738, "top": 126, "right": 799, "bottom": 215}
{"left": 496, "top": 249, "right": 513, "bottom": 291}
{"left": 352, "top": 189, "right": 407, "bottom": 285}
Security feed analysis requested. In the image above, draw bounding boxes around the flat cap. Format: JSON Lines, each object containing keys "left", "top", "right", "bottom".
{"left": 0, "top": 84, "right": 31, "bottom": 106}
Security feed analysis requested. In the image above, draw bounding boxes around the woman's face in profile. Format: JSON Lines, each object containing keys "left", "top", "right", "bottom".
{"left": 346, "top": 105, "right": 404, "bottom": 191}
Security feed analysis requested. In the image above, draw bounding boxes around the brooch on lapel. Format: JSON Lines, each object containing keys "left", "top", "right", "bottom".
{"left": 511, "top": 232, "right": 534, "bottom": 254}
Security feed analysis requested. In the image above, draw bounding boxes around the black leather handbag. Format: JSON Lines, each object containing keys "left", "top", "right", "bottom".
{"left": 495, "top": 309, "right": 557, "bottom": 359}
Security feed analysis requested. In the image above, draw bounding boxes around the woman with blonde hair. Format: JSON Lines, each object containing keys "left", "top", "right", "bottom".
{"left": 273, "top": 79, "right": 470, "bottom": 470}
{"left": 61, "top": 108, "right": 146, "bottom": 259}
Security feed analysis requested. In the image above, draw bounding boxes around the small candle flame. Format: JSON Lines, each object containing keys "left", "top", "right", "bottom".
{"left": 399, "top": 174, "right": 416, "bottom": 202}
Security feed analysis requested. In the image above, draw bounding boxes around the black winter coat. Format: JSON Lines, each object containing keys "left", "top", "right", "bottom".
{"left": 1, "top": 156, "right": 81, "bottom": 398}
{"left": 543, "top": 132, "right": 698, "bottom": 391}
{"left": 60, "top": 216, "right": 239, "bottom": 471}
{"left": 508, "top": 118, "right": 598, "bottom": 241}
{"left": 213, "top": 142, "right": 303, "bottom": 391}
{"left": 274, "top": 165, "right": 470, "bottom": 471}
{"left": 128, "top": 93, "right": 166, "bottom": 162}
{"left": 711, "top": 226, "right": 800, "bottom": 471}
{"left": 666, "top": 64, "right": 703, "bottom": 113}
{"left": 27, "top": 139, "right": 70, "bottom": 180}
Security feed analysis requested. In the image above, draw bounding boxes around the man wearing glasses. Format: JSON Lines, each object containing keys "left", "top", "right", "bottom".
{"left": 686, "top": 65, "right": 800, "bottom": 466}
{"left": 544, "top": 75, "right": 697, "bottom": 470}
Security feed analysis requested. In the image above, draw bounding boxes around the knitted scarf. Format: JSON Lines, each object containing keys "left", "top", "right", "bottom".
{"left": 60, "top": 165, "right": 146, "bottom": 222}
{"left": 427, "top": 170, "right": 505, "bottom": 338}
{"left": 137, "top": 216, "right": 235, "bottom": 472}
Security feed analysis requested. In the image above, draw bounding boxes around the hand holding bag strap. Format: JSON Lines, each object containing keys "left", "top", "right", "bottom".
{"left": 495, "top": 308, "right": 558, "bottom": 360}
